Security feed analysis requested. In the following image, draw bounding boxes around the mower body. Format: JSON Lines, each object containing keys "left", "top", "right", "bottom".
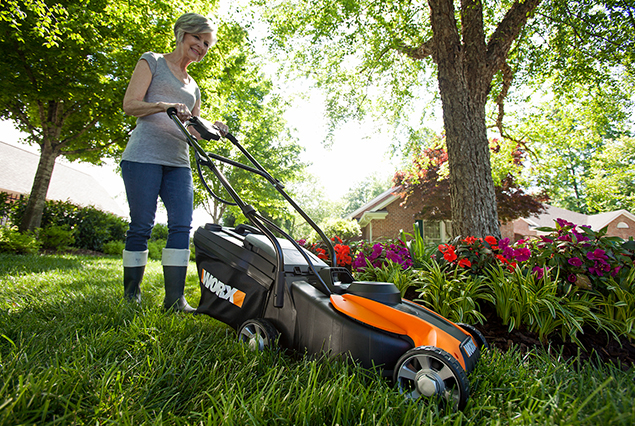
{"left": 193, "top": 223, "right": 481, "bottom": 378}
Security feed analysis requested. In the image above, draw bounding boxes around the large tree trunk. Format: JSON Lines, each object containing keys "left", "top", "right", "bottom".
{"left": 19, "top": 142, "right": 60, "bottom": 232}
{"left": 428, "top": 0, "right": 501, "bottom": 238}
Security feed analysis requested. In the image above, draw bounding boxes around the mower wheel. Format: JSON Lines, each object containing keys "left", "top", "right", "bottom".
{"left": 458, "top": 323, "right": 489, "bottom": 350}
{"left": 393, "top": 346, "right": 470, "bottom": 410}
{"left": 237, "top": 318, "right": 279, "bottom": 352}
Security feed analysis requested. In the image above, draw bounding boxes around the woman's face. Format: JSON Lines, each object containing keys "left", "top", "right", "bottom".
{"left": 182, "top": 32, "right": 214, "bottom": 62}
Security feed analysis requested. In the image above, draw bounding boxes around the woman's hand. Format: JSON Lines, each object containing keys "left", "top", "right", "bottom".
{"left": 214, "top": 121, "right": 229, "bottom": 137}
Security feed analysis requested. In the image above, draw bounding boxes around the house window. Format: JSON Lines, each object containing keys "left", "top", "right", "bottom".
{"left": 416, "top": 220, "right": 451, "bottom": 244}
{"left": 617, "top": 222, "right": 629, "bottom": 229}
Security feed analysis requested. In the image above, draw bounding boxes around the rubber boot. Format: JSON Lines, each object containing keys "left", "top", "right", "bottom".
{"left": 123, "top": 249, "right": 148, "bottom": 303}
{"left": 162, "top": 248, "right": 196, "bottom": 313}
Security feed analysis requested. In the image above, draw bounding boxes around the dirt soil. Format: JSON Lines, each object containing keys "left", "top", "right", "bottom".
{"left": 474, "top": 304, "right": 635, "bottom": 370}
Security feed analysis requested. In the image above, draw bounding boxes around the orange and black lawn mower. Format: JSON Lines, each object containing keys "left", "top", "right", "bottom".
{"left": 168, "top": 108, "right": 487, "bottom": 410}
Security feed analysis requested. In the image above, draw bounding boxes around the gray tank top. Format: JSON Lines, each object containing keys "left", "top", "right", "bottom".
{"left": 122, "top": 52, "right": 201, "bottom": 168}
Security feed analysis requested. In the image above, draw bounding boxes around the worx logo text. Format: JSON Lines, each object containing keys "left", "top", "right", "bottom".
{"left": 201, "top": 269, "right": 246, "bottom": 308}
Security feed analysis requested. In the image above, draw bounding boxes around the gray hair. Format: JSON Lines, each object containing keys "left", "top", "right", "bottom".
{"left": 174, "top": 13, "right": 217, "bottom": 45}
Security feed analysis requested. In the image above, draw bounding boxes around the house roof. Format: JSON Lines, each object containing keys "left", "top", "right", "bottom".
{"left": 519, "top": 204, "right": 635, "bottom": 232}
{"left": 0, "top": 141, "right": 125, "bottom": 216}
{"left": 347, "top": 186, "right": 401, "bottom": 220}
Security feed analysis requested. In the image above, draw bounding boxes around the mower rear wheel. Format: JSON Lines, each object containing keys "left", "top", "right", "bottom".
{"left": 237, "top": 318, "right": 279, "bottom": 352}
{"left": 458, "top": 323, "right": 489, "bottom": 350}
{"left": 393, "top": 346, "right": 470, "bottom": 410}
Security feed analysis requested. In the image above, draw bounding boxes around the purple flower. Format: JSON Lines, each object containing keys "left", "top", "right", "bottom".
{"left": 557, "top": 235, "right": 572, "bottom": 242}
{"left": 499, "top": 238, "right": 511, "bottom": 249}
{"left": 385, "top": 249, "right": 400, "bottom": 264}
{"left": 532, "top": 266, "right": 545, "bottom": 279}
{"left": 513, "top": 247, "right": 531, "bottom": 262}
{"left": 568, "top": 257, "right": 583, "bottom": 268}
{"left": 586, "top": 249, "right": 608, "bottom": 263}
{"left": 611, "top": 266, "right": 621, "bottom": 277}
{"left": 502, "top": 246, "right": 514, "bottom": 260}
{"left": 297, "top": 239, "right": 306, "bottom": 246}
{"left": 540, "top": 236, "right": 554, "bottom": 244}
{"left": 567, "top": 274, "right": 578, "bottom": 283}
{"left": 556, "top": 218, "right": 576, "bottom": 228}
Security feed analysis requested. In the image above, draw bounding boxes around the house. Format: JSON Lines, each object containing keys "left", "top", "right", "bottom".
{"left": 0, "top": 141, "right": 125, "bottom": 217}
{"left": 347, "top": 186, "right": 635, "bottom": 243}
{"left": 506, "top": 204, "right": 635, "bottom": 242}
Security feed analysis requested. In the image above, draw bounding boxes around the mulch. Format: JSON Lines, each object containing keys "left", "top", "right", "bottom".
{"left": 474, "top": 304, "right": 635, "bottom": 370}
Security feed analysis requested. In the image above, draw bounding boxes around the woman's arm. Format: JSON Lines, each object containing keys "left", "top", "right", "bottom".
{"left": 122, "top": 59, "right": 189, "bottom": 120}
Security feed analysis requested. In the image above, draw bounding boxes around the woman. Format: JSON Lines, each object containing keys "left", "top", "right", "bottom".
{"left": 121, "top": 12, "right": 228, "bottom": 312}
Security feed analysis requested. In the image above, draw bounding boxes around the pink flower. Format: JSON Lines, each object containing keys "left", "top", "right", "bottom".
{"left": 568, "top": 257, "right": 583, "bottom": 267}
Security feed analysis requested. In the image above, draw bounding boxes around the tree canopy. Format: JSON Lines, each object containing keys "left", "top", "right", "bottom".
{"left": 0, "top": 0, "right": 303, "bottom": 232}
{"left": 252, "top": 0, "right": 634, "bottom": 238}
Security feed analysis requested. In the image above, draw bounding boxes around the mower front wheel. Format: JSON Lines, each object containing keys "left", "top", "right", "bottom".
{"left": 393, "top": 346, "right": 470, "bottom": 410}
{"left": 458, "top": 323, "right": 489, "bottom": 350}
{"left": 237, "top": 318, "right": 279, "bottom": 352}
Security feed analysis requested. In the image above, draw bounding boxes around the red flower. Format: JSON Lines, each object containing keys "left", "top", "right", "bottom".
{"left": 485, "top": 236, "right": 497, "bottom": 246}
{"left": 463, "top": 236, "right": 478, "bottom": 245}
{"left": 458, "top": 258, "right": 471, "bottom": 268}
{"left": 443, "top": 249, "right": 457, "bottom": 263}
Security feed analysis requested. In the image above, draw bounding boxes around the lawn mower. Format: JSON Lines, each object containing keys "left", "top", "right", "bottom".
{"left": 167, "top": 108, "right": 487, "bottom": 410}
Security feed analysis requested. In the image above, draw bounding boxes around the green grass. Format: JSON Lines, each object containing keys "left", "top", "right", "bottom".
{"left": 1, "top": 253, "right": 634, "bottom": 425}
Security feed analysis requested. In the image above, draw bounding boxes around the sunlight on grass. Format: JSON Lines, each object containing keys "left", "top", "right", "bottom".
{"left": 1, "top": 254, "right": 634, "bottom": 425}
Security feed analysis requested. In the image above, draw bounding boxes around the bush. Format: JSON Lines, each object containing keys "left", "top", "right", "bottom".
{"left": 0, "top": 226, "right": 41, "bottom": 254}
{"left": 355, "top": 261, "right": 422, "bottom": 297}
{"left": 102, "top": 240, "right": 125, "bottom": 256}
{"left": 39, "top": 224, "right": 75, "bottom": 252}
{"left": 318, "top": 217, "right": 361, "bottom": 242}
{"left": 351, "top": 238, "right": 413, "bottom": 272}
{"left": 6, "top": 194, "right": 128, "bottom": 252}
{"left": 148, "top": 239, "right": 166, "bottom": 260}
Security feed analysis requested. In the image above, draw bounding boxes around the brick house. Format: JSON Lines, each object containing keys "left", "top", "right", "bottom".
{"left": 0, "top": 141, "right": 125, "bottom": 217}
{"left": 347, "top": 186, "right": 635, "bottom": 243}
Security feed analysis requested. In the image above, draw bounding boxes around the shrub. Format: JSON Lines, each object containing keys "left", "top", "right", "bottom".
{"left": 151, "top": 223, "right": 169, "bottom": 241}
{"left": 522, "top": 219, "right": 635, "bottom": 294}
{"left": 0, "top": 226, "right": 41, "bottom": 254}
{"left": 7, "top": 195, "right": 129, "bottom": 252}
{"left": 39, "top": 224, "right": 75, "bottom": 252}
{"left": 148, "top": 239, "right": 166, "bottom": 260}
{"left": 103, "top": 240, "right": 125, "bottom": 256}
{"left": 318, "top": 217, "right": 361, "bottom": 242}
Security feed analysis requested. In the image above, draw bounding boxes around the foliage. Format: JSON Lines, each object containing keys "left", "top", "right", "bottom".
{"left": 512, "top": 87, "right": 633, "bottom": 214}
{"left": 351, "top": 239, "right": 413, "bottom": 272}
{"left": 354, "top": 261, "right": 422, "bottom": 298}
{"left": 522, "top": 219, "right": 635, "bottom": 295}
{"left": 595, "top": 271, "right": 635, "bottom": 339}
{"left": 6, "top": 194, "right": 128, "bottom": 252}
{"left": 102, "top": 240, "right": 125, "bottom": 256}
{"left": 150, "top": 223, "right": 169, "bottom": 241}
{"left": 404, "top": 223, "right": 438, "bottom": 269}
{"left": 485, "top": 265, "right": 603, "bottom": 345}
{"left": 319, "top": 218, "right": 361, "bottom": 242}
{"left": 413, "top": 262, "right": 492, "bottom": 325}
{"left": 38, "top": 224, "right": 75, "bottom": 252}
{"left": 0, "top": 226, "right": 41, "bottom": 254}
{"left": 393, "top": 140, "right": 547, "bottom": 223}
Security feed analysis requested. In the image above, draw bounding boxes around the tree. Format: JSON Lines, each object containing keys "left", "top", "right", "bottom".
{"left": 340, "top": 173, "right": 393, "bottom": 217}
{"left": 253, "top": 0, "right": 634, "bottom": 238}
{"left": 393, "top": 139, "right": 547, "bottom": 227}
{"left": 0, "top": 0, "right": 210, "bottom": 231}
{"left": 514, "top": 84, "right": 633, "bottom": 214}
{"left": 0, "top": 0, "right": 302, "bottom": 234}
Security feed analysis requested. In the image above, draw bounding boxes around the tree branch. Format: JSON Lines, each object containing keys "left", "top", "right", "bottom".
{"left": 486, "top": 0, "right": 543, "bottom": 77}
{"left": 395, "top": 38, "right": 435, "bottom": 60}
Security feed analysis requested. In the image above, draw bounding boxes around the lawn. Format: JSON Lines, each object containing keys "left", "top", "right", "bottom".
{"left": 1, "top": 253, "right": 634, "bottom": 425}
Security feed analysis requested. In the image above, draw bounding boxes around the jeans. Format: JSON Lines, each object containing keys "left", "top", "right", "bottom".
{"left": 121, "top": 160, "right": 193, "bottom": 251}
